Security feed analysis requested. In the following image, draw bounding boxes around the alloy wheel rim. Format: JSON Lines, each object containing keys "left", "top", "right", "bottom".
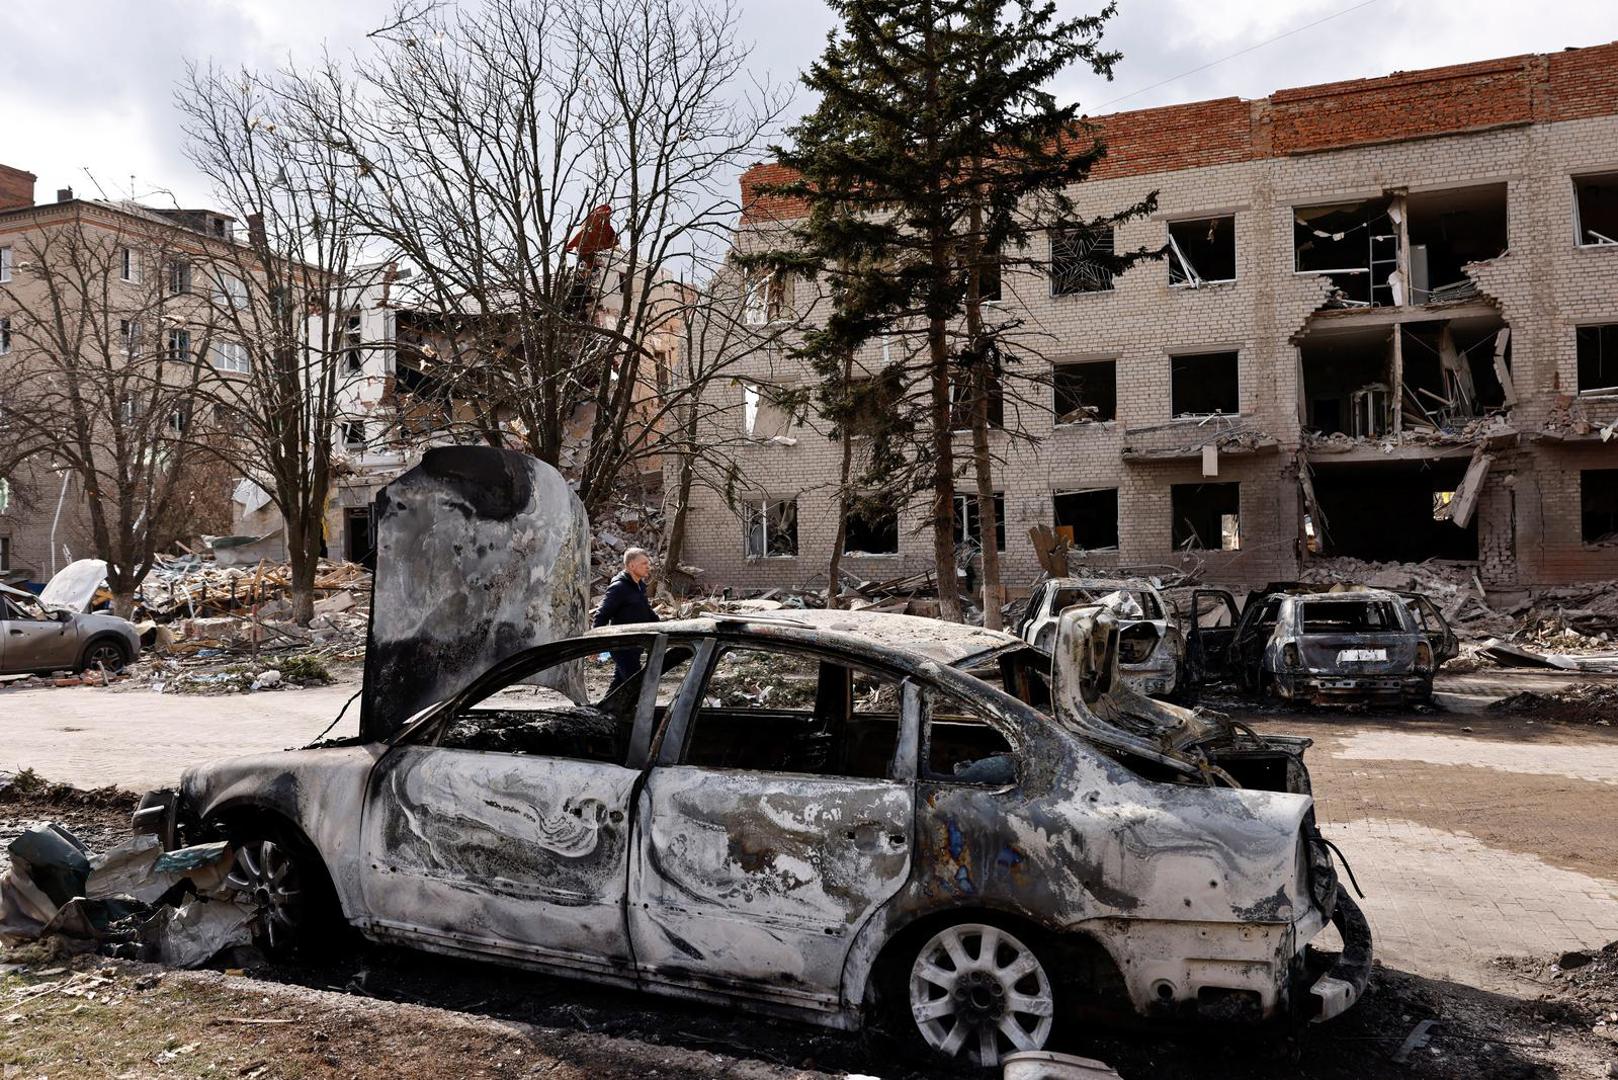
{"left": 86, "top": 644, "right": 123, "bottom": 669}
{"left": 224, "top": 840, "right": 302, "bottom": 951}
{"left": 908, "top": 923, "right": 1054, "bottom": 1066}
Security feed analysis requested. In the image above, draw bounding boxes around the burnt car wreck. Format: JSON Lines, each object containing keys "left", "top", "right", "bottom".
{"left": 1188, "top": 583, "right": 1457, "bottom": 705}
{"left": 136, "top": 448, "right": 1371, "bottom": 1068}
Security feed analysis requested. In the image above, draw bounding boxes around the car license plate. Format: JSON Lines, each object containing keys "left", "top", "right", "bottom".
{"left": 1336, "top": 648, "right": 1387, "bottom": 662}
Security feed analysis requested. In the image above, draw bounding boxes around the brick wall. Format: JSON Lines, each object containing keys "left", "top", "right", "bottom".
{"left": 740, "top": 40, "right": 1618, "bottom": 224}
{"left": 0, "top": 164, "right": 34, "bottom": 213}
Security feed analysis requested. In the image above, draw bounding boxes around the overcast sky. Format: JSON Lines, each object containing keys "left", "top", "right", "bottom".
{"left": 2, "top": 0, "right": 1615, "bottom": 210}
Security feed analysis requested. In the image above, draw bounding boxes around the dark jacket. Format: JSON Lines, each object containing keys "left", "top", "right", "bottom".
{"left": 593, "top": 571, "right": 659, "bottom": 628}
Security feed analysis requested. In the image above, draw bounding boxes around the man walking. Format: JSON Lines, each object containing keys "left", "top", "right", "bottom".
{"left": 594, "top": 547, "right": 660, "bottom": 691}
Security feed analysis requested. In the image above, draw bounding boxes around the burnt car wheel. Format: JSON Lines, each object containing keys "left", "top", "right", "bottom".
{"left": 80, "top": 638, "right": 130, "bottom": 673}
{"left": 221, "top": 828, "right": 338, "bottom": 957}
{"left": 906, "top": 922, "right": 1056, "bottom": 1067}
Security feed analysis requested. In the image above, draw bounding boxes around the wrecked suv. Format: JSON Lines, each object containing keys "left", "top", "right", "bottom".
{"left": 1016, "top": 577, "right": 1184, "bottom": 697}
{"left": 138, "top": 608, "right": 1369, "bottom": 1068}
{"left": 1188, "top": 584, "right": 1456, "bottom": 705}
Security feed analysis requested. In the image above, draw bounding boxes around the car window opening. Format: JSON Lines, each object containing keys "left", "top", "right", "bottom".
{"left": 1300, "top": 600, "right": 1401, "bottom": 634}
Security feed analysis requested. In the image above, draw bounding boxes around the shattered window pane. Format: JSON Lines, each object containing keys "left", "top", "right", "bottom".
{"left": 745, "top": 498, "right": 799, "bottom": 558}
{"left": 1049, "top": 225, "right": 1115, "bottom": 296}
{"left": 685, "top": 648, "right": 900, "bottom": 779}
{"left": 925, "top": 690, "right": 1015, "bottom": 785}
{"left": 1300, "top": 600, "right": 1401, "bottom": 634}
{"left": 1168, "top": 215, "right": 1236, "bottom": 285}
{"left": 1583, "top": 470, "right": 1618, "bottom": 544}
{"left": 1577, "top": 324, "right": 1618, "bottom": 394}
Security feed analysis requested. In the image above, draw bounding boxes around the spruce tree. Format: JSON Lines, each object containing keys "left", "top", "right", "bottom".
{"left": 757, "top": 0, "right": 1158, "bottom": 621}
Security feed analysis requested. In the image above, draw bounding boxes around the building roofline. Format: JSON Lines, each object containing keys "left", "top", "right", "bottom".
{"left": 740, "top": 38, "right": 1618, "bottom": 223}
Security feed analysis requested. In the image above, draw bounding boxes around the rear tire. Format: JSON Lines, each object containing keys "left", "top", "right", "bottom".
{"left": 895, "top": 920, "right": 1059, "bottom": 1070}
{"left": 79, "top": 637, "right": 130, "bottom": 673}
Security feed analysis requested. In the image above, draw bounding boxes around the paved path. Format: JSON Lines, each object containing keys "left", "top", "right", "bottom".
{"left": 0, "top": 681, "right": 359, "bottom": 790}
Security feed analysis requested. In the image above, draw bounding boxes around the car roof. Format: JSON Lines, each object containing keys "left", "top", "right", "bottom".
{"left": 1047, "top": 577, "right": 1160, "bottom": 593}
{"left": 582, "top": 608, "right": 1027, "bottom": 669}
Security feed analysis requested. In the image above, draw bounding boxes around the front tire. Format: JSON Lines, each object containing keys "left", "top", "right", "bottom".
{"left": 79, "top": 638, "right": 130, "bottom": 673}
{"left": 221, "top": 826, "right": 340, "bottom": 957}
{"left": 904, "top": 921, "right": 1057, "bottom": 1068}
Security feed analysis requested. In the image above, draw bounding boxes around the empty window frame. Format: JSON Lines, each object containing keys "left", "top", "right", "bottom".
{"left": 211, "top": 340, "right": 250, "bottom": 374}
{"left": 0, "top": 246, "right": 11, "bottom": 284}
{"left": 0, "top": 536, "right": 9, "bottom": 572}
{"left": 1049, "top": 225, "right": 1115, "bottom": 296}
{"left": 843, "top": 498, "right": 898, "bottom": 555}
{"left": 1584, "top": 470, "right": 1618, "bottom": 544}
{"left": 119, "top": 320, "right": 142, "bottom": 359}
{"left": 0, "top": 316, "right": 10, "bottom": 356}
{"left": 165, "top": 329, "right": 191, "bottom": 360}
{"left": 1574, "top": 173, "right": 1618, "bottom": 247}
{"left": 1167, "top": 215, "right": 1235, "bottom": 286}
{"left": 1577, "top": 324, "right": 1618, "bottom": 394}
{"left": 1052, "top": 488, "right": 1118, "bottom": 550}
{"left": 743, "top": 269, "right": 791, "bottom": 326}
{"left": 741, "top": 382, "right": 793, "bottom": 439}
{"left": 949, "top": 370, "right": 1004, "bottom": 430}
{"left": 1406, "top": 184, "right": 1507, "bottom": 302}
{"left": 1294, "top": 198, "right": 1395, "bottom": 306}
{"left": 341, "top": 313, "right": 364, "bottom": 374}
{"left": 1053, "top": 359, "right": 1116, "bottom": 424}
{"left": 745, "top": 497, "right": 799, "bottom": 558}
{"left": 1170, "top": 351, "right": 1239, "bottom": 417}
{"left": 952, "top": 492, "right": 1005, "bottom": 553}
{"left": 1171, "top": 482, "right": 1240, "bottom": 551}
{"left": 167, "top": 259, "right": 191, "bottom": 296}
{"left": 119, "top": 246, "right": 139, "bottom": 283}
{"left": 342, "top": 420, "right": 366, "bottom": 449}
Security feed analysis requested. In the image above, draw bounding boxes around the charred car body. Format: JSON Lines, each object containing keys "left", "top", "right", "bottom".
{"left": 136, "top": 449, "right": 1371, "bottom": 1068}
{"left": 1015, "top": 577, "right": 1184, "bottom": 698}
{"left": 1187, "top": 584, "right": 1457, "bottom": 705}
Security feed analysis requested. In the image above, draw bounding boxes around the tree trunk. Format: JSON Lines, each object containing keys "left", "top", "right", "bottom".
{"left": 286, "top": 509, "right": 320, "bottom": 626}
{"left": 110, "top": 590, "right": 137, "bottom": 621}
{"left": 929, "top": 327, "right": 962, "bottom": 622}
{"left": 964, "top": 194, "right": 1003, "bottom": 629}
{"left": 659, "top": 443, "right": 696, "bottom": 601}
{"left": 826, "top": 445, "right": 856, "bottom": 610}
{"left": 970, "top": 368, "right": 1003, "bottom": 629}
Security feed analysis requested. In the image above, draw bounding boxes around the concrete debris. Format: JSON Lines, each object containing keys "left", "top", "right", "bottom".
{"left": 1479, "top": 639, "right": 1618, "bottom": 674}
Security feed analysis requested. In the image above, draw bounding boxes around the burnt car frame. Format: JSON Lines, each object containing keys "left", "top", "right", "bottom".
{"left": 1186, "top": 583, "right": 1457, "bottom": 705}
{"left": 1015, "top": 577, "right": 1184, "bottom": 698}
{"left": 140, "top": 608, "right": 1369, "bottom": 1068}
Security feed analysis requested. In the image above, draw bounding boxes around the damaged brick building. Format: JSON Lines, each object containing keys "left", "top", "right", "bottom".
{"left": 677, "top": 41, "right": 1618, "bottom": 594}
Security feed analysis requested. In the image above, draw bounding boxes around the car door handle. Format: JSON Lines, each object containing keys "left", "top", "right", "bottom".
{"left": 8, "top": 629, "right": 22, "bottom": 636}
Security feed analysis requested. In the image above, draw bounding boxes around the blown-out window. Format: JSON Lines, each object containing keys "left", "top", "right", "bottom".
{"left": 744, "top": 497, "right": 798, "bottom": 558}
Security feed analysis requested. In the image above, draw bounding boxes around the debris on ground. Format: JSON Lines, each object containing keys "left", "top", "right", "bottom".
{"left": 1488, "top": 682, "right": 1618, "bottom": 725}
{"left": 0, "top": 819, "right": 254, "bottom": 969}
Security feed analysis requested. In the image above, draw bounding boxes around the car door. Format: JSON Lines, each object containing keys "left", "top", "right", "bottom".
{"left": 1400, "top": 592, "right": 1458, "bottom": 664}
{"left": 357, "top": 633, "right": 685, "bottom": 981}
{"left": 1185, "top": 589, "right": 1239, "bottom": 683}
{"left": 1015, "top": 583, "right": 1048, "bottom": 643}
{"left": 628, "top": 640, "right": 919, "bottom": 1015}
{"left": 1, "top": 594, "right": 78, "bottom": 673}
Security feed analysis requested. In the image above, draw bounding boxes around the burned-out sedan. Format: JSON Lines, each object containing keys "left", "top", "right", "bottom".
{"left": 1188, "top": 585, "right": 1455, "bottom": 705}
{"left": 138, "top": 609, "right": 1369, "bottom": 1068}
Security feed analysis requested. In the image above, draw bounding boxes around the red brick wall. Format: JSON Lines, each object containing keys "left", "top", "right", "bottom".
{"left": 741, "top": 40, "right": 1618, "bottom": 223}
{"left": 0, "top": 164, "right": 35, "bottom": 212}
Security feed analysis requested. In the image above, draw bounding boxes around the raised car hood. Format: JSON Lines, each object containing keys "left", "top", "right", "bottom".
{"left": 39, "top": 559, "right": 108, "bottom": 613}
{"left": 359, "top": 447, "right": 591, "bottom": 743}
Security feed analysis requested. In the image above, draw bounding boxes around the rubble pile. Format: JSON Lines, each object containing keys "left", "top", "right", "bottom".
{"left": 592, "top": 496, "right": 667, "bottom": 589}
{"left": 0, "top": 821, "right": 256, "bottom": 970}
{"left": 1488, "top": 682, "right": 1618, "bottom": 724}
{"left": 135, "top": 555, "right": 372, "bottom": 627}
{"left": 1497, "top": 941, "right": 1618, "bottom": 1029}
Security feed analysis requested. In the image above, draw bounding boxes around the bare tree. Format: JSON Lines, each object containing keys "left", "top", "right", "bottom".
{"left": 176, "top": 62, "right": 375, "bottom": 624}
{"left": 305, "top": 0, "right": 787, "bottom": 514}
{"left": 0, "top": 207, "right": 217, "bottom": 615}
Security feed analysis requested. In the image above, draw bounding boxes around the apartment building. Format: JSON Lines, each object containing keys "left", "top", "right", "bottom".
{"left": 0, "top": 164, "right": 244, "bottom": 582}
{"left": 676, "top": 41, "right": 1618, "bottom": 595}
